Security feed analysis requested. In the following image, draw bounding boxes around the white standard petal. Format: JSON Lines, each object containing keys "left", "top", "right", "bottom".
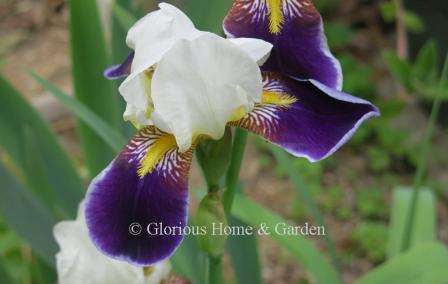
{"left": 119, "top": 3, "right": 204, "bottom": 126}
{"left": 151, "top": 34, "right": 263, "bottom": 152}
{"left": 228, "top": 38, "right": 273, "bottom": 65}
{"left": 126, "top": 3, "right": 202, "bottom": 72}
{"left": 54, "top": 202, "right": 146, "bottom": 284}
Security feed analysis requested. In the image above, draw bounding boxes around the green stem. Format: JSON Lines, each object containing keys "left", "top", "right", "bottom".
{"left": 401, "top": 55, "right": 447, "bottom": 251}
{"left": 205, "top": 129, "right": 247, "bottom": 284}
{"left": 222, "top": 129, "right": 265, "bottom": 283}
{"left": 204, "top": 255, "right": 210, "bottom": 284}
{"left": 206, "top": 256, "right": 222, "bottom": 284}
{"left": 202, "top": 128, "right": 248, "bottom": 283}
{"left": 204, "top": 256, "right": 210, "bottom": 284}
{"left": 223, "top": 129, "right": 249, "bottom": 217}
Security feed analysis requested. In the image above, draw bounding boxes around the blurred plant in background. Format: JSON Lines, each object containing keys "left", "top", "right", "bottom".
{"left": 0, "top": 0, "right": 447, "bottom": 283}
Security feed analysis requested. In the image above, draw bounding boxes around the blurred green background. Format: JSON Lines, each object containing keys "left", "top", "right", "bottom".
{"left": 0, "top": 0, "right": 447, "bottom": 283}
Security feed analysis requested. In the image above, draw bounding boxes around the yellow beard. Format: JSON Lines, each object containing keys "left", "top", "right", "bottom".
{"left": 267, "top": 0, "right": 284, "bottom": 34}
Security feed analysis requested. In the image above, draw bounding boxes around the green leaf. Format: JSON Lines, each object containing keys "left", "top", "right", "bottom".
{"left": 402, "top": 11, "right": 425, "bottom": 33}
{"left": 22, "top": 125, "right": 56, "bottom": 208}
{"left": 270, "top": 146, "right": 339, "bottom": 267}
{"left": 171, "top": 233, "right": 202, "bottom": 284}
{"left": 0, "top": 162, "right": 57, "bottom": 267}
{"left": 112, "top": 2, "right": 137, "bottom": 32}
{"left": 325, "top": 22, "right": 353, "bottom": 50}
{"left": 30, "top": 253, "right": 57, "bottom": 284}
{"left": 383, "top": 50, "right": 413, "bottom": 91}
{"left": 0, "top": 257, "right": 12, "bottom": 284}
{"left": 70, "top": 0, "right": 121, "bottom": 176}
{"left": 0, "top": 76, "right": 83, "bottom": 218}
{"left": 28, "top": 71, "right": 127, "bottom": 152}
{"left": 380, "top": 1, "right": 397, "bottom": 22}
{"left": 233, "top": 195, "right": 342, "bottom": 284}
{"left": 439, "top": 52, "right": 448, "bottom": 92}
{"left": 227, "top": 217, "right": 262, "bottom": 284}
{"left": 387, "top": 187, "right": 436, "bottom": 259}
{"left": 313, "top": 0, "right": 338, "bottom": 13}
{"left": 358, "top": 242, "right": 448, "bottom": 284}
{"left": 412, "top": 40, "right": 439, "bottom": 87}
{"left": 184, "top": 0, "right": 232, "bottom": 33}
{"left": 352, "top": 222, "right": 388, "bottom": 263}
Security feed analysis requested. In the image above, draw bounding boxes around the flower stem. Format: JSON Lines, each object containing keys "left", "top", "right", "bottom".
{"left": 204, "top": 129, "right": 247, "bottom": 283}
{"left": 206, "top": 256, "right": 222, "bottom": 284}
{"left": 199, "top": 128, "right": 248, "bottom": 284}
{"left": 200, "top": 129, "right": 249, "bottom": 284}
{"left": 197, "top": 130, "right": 240, "bottom": 284}
{"left": 223, "top": 129, "right": 248, "bottom": 217}
{"left": 204, "top": 255, "right": 210, "bottom": 284}
{"left": 401, "top": 55, "right": 447, "bottom": 251}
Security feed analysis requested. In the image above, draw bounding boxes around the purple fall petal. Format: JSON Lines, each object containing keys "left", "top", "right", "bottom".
{"left": 104, "top": 52, "right": 135, "bottom": 80}
{"left": 224, "top": 0, "right": 342, "bottom": 90}
{"left": 233, "top": 72, "right": 380, "bottom": 162}
{"left": 85, "top": 127, "right": 193, "bottom": 266}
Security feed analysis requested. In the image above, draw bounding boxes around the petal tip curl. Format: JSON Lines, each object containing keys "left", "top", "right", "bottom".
{"left": 104, "top": 52, "right": 135, "bottom": 80}
{"left": 308, "top": 79, "right": 380, "bottom": 161}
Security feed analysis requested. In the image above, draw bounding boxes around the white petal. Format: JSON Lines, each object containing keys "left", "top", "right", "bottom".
{"left": 151, "top": 34, "right": 263, "bottom": 151}
{"left": 228, "top": 38, "right": 273, "bottom": 65}
{"left": 54, "top": 202, "right": 146, "bottom": 284}
{"left": 126, "top": 3, "right": 201, "bottom": 73}
{"left": 123, "top": 104, "right": 152, "bottom": 127}
{"left": 145, "top": 261, "right": 171, "bottom": 284}
{"left": 119, "top": 3, "right": 204, "bottom": 126}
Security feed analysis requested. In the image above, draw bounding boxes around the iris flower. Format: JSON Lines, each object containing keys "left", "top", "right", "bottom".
{"left": 85, "top": 1, "right": 379, "bottom": 266}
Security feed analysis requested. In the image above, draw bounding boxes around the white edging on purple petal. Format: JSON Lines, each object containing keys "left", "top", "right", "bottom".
{"left": 281, "top": 78, "right": 380, "bottom": 163}
{"left": 309, "top": 79, "right": 380, "bottom": 162}
{"left": 317, "top": 20, "right": 343, "bottom": 91}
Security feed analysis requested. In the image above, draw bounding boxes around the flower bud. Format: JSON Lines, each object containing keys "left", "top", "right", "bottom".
{"left": 195, "top": 128, "right": 232, "bottom": 188}
{"left": 196, "top": 192, "right": 227, "bottom": 258}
